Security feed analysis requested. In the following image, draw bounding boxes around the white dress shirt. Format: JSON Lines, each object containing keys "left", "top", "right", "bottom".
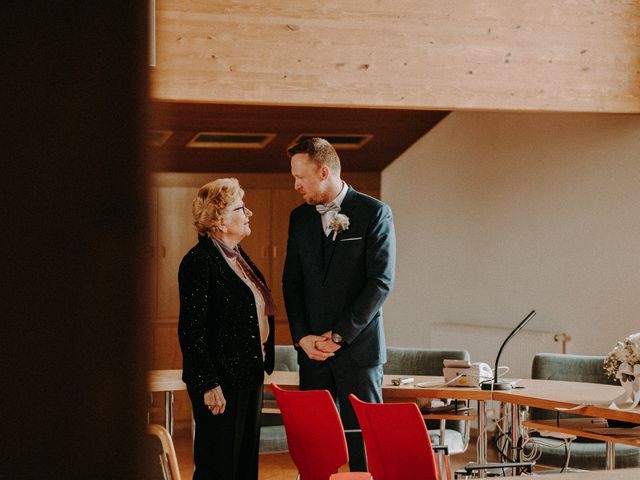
{"left": 320, "top": 181, "right": 348, "bottom": 236}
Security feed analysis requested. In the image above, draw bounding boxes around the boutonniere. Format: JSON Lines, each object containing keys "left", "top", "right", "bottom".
{"left": 329, "top": 213, "right": 350, "bottom": 240}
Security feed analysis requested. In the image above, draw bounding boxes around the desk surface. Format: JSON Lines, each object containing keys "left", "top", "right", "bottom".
{"left": 495, "top": 378, "right": 640, "bottom": 424}
{"left": 147, "top": 369, "right": 640, "bottom": 423}
{"left": 147, "top": 370, "right": 493, "bottom": 400}
{"left": 148, "top": 369, "right": 186, "bottom": 392}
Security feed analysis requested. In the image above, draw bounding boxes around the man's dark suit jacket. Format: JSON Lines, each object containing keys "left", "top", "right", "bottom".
{"left": 178, "top": 235, "right": 275, "bottom": 395}
{"left": 283, "top": 186, "right": 396, "bottom": 366}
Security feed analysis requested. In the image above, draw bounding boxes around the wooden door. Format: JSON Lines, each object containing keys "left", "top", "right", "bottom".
{"left": 237, "top": 189, "right": 271, "bottom": 283}
{"left": 156, "top": 186, "right": 199, "bottom": 320}
{"left": 154, "top": 186, "right": 198, "bottom": 426}
{"left": 270, "top": 189, "right": 304, "bottom": 345}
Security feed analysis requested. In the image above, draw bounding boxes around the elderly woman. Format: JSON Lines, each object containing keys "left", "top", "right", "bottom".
{"left": 178, "top": 178, "right": 276, "bottom": 480}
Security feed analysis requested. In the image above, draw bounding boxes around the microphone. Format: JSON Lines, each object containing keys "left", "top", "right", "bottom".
{"left": 481, "top": 310, "right": 537, "bottom": 391}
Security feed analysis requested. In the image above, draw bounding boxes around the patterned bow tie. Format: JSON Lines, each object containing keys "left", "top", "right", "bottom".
{"left": 315, "top": 202, "right": 340, "bottom": 215}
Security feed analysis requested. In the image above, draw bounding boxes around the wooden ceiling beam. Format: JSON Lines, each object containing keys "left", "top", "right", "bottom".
{"left": 148, "top": 102, "right": 448, "bottom": 172}
{"left": 151, "top": 1, "right": 640, "bottom": 113}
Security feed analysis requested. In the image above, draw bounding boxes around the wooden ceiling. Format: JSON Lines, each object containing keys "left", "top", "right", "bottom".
{"left": 148, "top": 102, "right": 449, "bottom": 173}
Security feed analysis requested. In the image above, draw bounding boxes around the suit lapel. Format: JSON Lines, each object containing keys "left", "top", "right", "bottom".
{"left": 321, "top": 186, "right": 359, "bottom": 284}
{"left": 298, "top": 204, "right": 325, "bottom": 282}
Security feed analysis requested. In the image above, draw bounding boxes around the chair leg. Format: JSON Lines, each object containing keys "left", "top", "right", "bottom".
{"left": 438, "top": 419, "right": 447, "bottom": 478}
{"left": 434, "top": 452, "right": 442, "bottom": 480}
{"left": 443, "top": 453, "right": 451, "bottom": 480}
{"left": 433, "top": 449, "right": 452, "bottom": 480}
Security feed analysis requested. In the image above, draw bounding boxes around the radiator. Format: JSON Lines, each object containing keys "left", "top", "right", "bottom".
{"left": 431, "top": 323, "right": 570, "bottom": 380}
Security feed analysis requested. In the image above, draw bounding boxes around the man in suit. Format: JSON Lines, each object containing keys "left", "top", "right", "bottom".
{"left": 283, "top": 137, "right": 396, "bottom": 471}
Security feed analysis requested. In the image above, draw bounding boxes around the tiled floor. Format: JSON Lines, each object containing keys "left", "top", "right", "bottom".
{"left": 173, "top": 426, "right": 496, "bottom": 479}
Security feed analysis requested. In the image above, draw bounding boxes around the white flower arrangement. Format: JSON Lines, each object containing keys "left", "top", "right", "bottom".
{"left": 329, "top": 213, "right": 350, "bottom": 240}
{"left": 604, "top": 332, "right": 640, "bottom": 382}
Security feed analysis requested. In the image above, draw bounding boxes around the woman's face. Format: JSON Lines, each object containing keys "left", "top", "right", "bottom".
{"left": 223, "top": 195, "right": 253, "bottom": 241}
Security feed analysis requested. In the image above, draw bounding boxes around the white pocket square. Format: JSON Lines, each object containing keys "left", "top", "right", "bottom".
{"left": 340, "top": 237, "right": 362, "bottom": 242}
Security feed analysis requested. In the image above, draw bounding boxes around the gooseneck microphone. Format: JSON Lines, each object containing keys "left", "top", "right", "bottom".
{"left": 481, "top": 310, "right": 537, "bottom": 391}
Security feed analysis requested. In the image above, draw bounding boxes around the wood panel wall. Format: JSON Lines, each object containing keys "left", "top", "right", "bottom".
{"left": 151, "top": 0, "right": 640, "bottom": 113}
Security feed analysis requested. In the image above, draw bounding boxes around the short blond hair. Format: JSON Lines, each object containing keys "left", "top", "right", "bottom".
{"left": 192, "top": 178, "right": 243, "bottom": 238}
{"left": 287, "top": 137, "right": 341, "bottom": 175}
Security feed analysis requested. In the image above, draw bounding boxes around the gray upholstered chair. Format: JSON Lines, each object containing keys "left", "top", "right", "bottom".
{"left": 259, "top": 345, "right": 298, "bottom": 453}
{"left": 384, "top": 346, "right": 472, "bottom": 455}
{"left": 526, "top": 353, "right": 640, "bottom": 470}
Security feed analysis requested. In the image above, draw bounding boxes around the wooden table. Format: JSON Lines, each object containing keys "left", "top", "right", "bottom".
{"left": 148, "top": 371, "right": 640, "bottom": 472}
{"left": 148, "top": 370, "right": 495, "bottom": 463}
{"left": 147, "top": 369, "right": 495, "bottom": 401}
{"left": 494, "top": 379, "right": 640, "bottom": 424}
{"left": 147, "top": 369, "right": 187, "bottom": 436}
{"left": 493, "top": 379, "right": 640, "bottom": 471}
{"left": 501, "top": 467, "right": 640, "bottom": 479}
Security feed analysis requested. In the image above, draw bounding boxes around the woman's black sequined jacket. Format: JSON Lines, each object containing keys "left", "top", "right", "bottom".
{"left": 178, "top": 235, "right": 275, "bottom": 395}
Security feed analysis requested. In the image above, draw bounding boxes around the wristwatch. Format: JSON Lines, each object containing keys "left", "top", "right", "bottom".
{"left": 331, "top": 332, "right": 345, "bottom": 345}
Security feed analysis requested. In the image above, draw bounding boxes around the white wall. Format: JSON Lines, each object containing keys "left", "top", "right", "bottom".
{"left": 382, "top": 112, "right": 640, "bottom": 356}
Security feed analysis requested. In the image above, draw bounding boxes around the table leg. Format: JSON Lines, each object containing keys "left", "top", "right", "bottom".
{"left": 477, "top": 399, "right": 487, "bottom": 478}
{"left": 606, "top": 441, "right": 616, "bottom": 470}
{"left": 510, "top": 403, "right": 520, "bottom": 475}
{"left": 495, "top": 402, "right": 506, "bottom": 462}
{"left": 164, "top": 391, "right": 174, "bottom": 436}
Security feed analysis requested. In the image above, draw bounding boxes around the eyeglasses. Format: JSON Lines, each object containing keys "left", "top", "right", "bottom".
{"left": 232, "top": 205, "right": 248, "bottom": 215}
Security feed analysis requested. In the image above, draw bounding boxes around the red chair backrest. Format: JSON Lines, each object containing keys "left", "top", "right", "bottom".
{"left": 272, "top": 384, "right": 349, "bottom": 480}
{"left": 349, "top": 394, "right": 438, "bottom": 480}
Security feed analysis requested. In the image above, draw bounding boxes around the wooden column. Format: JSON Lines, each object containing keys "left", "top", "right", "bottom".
{"left": 2, "top": 2, "right": 148, "bottom": 478}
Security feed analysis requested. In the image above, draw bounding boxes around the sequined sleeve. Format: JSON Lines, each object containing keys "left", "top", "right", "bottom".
{"left": 178, "top": 250, "right": 220, "bottom": 393}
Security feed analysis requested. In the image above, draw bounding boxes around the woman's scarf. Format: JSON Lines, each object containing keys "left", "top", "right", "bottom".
{"left": 210, "top": 236, "right": 277, "bottom": 316}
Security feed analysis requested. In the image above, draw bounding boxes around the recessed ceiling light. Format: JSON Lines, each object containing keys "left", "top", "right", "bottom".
{"left": 291, "top": 134, "right": 373, "bottom": 150}
{"left": 186, "top": 132, "right": 276, "bottom": 149}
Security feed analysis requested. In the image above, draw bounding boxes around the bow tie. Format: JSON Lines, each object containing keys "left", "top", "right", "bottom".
{"left": 315, "top": 202, "right": 340, "bottom": 215}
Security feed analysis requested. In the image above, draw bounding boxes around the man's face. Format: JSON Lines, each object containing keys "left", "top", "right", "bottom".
{"left": 291, "top": 153, "right": 326, "bottom": 205}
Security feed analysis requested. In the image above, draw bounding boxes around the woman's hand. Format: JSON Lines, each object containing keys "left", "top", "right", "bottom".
{"left": 204, "top": 386, "right": 226, "bottom": 415}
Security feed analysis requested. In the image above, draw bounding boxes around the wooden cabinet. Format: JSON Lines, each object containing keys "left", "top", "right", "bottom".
{"left": 236, "top": 188, "right": 274, "bottom": 314}
{"left": 147, "top": 172, "right": 380, "bottom": 426}
{"left": 267, "top": 189, "right": 302, "bottom": 344}
{"left": 157, "top": 186, "right": 198, "bottom": 319}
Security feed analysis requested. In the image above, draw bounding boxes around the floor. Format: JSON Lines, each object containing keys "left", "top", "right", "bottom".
{"left": 173, "top": 426, "right": 497, "bottom": 479}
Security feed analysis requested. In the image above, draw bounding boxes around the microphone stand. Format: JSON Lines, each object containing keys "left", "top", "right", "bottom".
{"left": 481, "top": 310, "right": 537, "bottom": 391}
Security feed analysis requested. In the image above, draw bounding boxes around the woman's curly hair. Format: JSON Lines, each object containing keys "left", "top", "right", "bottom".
{"left": 192, "top": 178, "right": 243, "bottom": 238}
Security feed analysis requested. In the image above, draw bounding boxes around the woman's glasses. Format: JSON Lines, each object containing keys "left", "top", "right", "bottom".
{"left": 232, "top": 205, "right": 248, "bottom": 215}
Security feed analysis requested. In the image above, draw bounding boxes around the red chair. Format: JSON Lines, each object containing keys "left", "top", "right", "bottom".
{"left": 349, "top": 394, "right": 448, "bottom": 480}
{"left": 271, "top": 384, "right": 370, "bottom": 480}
